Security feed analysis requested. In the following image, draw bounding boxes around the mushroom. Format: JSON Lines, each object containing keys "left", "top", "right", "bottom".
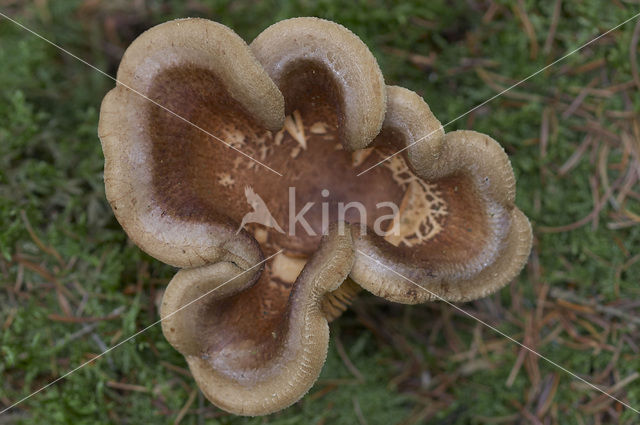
{"left": 98, "top": 17, "right": 532, "bottom": 415}
{"left": 351, "top": 86, "right": 533, "bottom": 303}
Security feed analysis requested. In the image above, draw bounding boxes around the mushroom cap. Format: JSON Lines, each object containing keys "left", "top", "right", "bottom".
{"left": 99, "top": 17, "right": 532, "bottom": 416}
{"left": 99, "top": 18, "right": 284, "bottom": 270}
{"left": 161, "top": 223, "right": 354, "bottom": 415}
{"left": 251, "top": 17, "right": 386, "bottom": 151}
{"left": 349, "top": 86, "right": 533, "bottom": 303}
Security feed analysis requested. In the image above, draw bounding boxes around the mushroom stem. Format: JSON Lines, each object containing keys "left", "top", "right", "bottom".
{"left": 321, "top": 278, "right": 361, "bottom": 322}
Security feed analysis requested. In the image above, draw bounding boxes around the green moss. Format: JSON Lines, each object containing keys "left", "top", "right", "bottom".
{"left": 1, "top": 1, "right": 639, "bottom": 423}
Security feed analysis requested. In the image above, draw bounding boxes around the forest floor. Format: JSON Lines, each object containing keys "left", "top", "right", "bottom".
{"left": 1, "top": 1, "right": 640, "bottom": 424}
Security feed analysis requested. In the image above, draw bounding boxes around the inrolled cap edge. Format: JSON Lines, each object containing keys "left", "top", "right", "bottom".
{"left": 251, "top": 17, "right": 386, "bottom": 151}
{"left": 115, "top": 18, "right": 285, "bottom": 130}
{"left": 98, "top": 18, "right": 288, "bottom": 268}
{"left": 162, "top": 223, "right": 355, "bottom": 415}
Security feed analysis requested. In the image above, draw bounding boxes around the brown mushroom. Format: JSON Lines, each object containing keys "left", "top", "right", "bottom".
{"left": 161, "top": 223, "right": 354, "bottom": 414}
{"left": 350, "top": 86, "right": 533, "bottom": 303}
{"left": 98, "top": 17, "right": 532, "bottom": 415}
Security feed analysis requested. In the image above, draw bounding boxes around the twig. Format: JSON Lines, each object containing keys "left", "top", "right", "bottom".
{"left": 20, "top": 210, "right": 64, "bottom": 266}
{"left": 334, "top": 334, "right": 365, "bottom": 383}
{"left": 543, "top": 0, "right": 562, "bottom": 56}
{"left": 106, "top": 381, "right": 149, "bottom": 393}
{"left": 92, "top": 333, "right": 115, "bottom": 370}
{"left": 160, "top": 361, "right": 192, "bottom": 379}
{"left": 353, "top": 397, "right": 368, "bottom": 425}
{"left": 48, "top": 310, "right": 124, "bottom": 323}
{"left": 53, "top": 307, "right": 125, "bottom": 350}
{"left": 54, "top": 322, "right": 99, "bottom": 349}
{"left": 630, "top": 18, "right": 640, "bottom": 92}
{"left": 506, "top": 346, "right": 526, "bottom": 387}
{"left": 174, "top": 389, "right": 197, "bottom": 425}
{"left": 540, "top": 107, "right": 550, "bottom": 159}
{"left": 563, "top": 77, "right": 599, "bottom": 119}
{"left": 513, "top": 0, "right": 539, "bottom": 59}
{"left": 583, "top": 372, "right": 639, "bottom": 413}
{"left": 549, "top": 288, "right": 640, "bottom": 326}
{"left": 537, "top": 171, "right": 619, "bottom": 233}
{"left": 535, "top": 373, "right": 560, "bottom": 417}
{"left": 558, "top": 134, "right": 593, "bottom": 176}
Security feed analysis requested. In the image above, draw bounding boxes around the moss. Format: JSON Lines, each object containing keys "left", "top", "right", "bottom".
{"left": 1, "top": 1, "right": 639, "bottom": 423}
